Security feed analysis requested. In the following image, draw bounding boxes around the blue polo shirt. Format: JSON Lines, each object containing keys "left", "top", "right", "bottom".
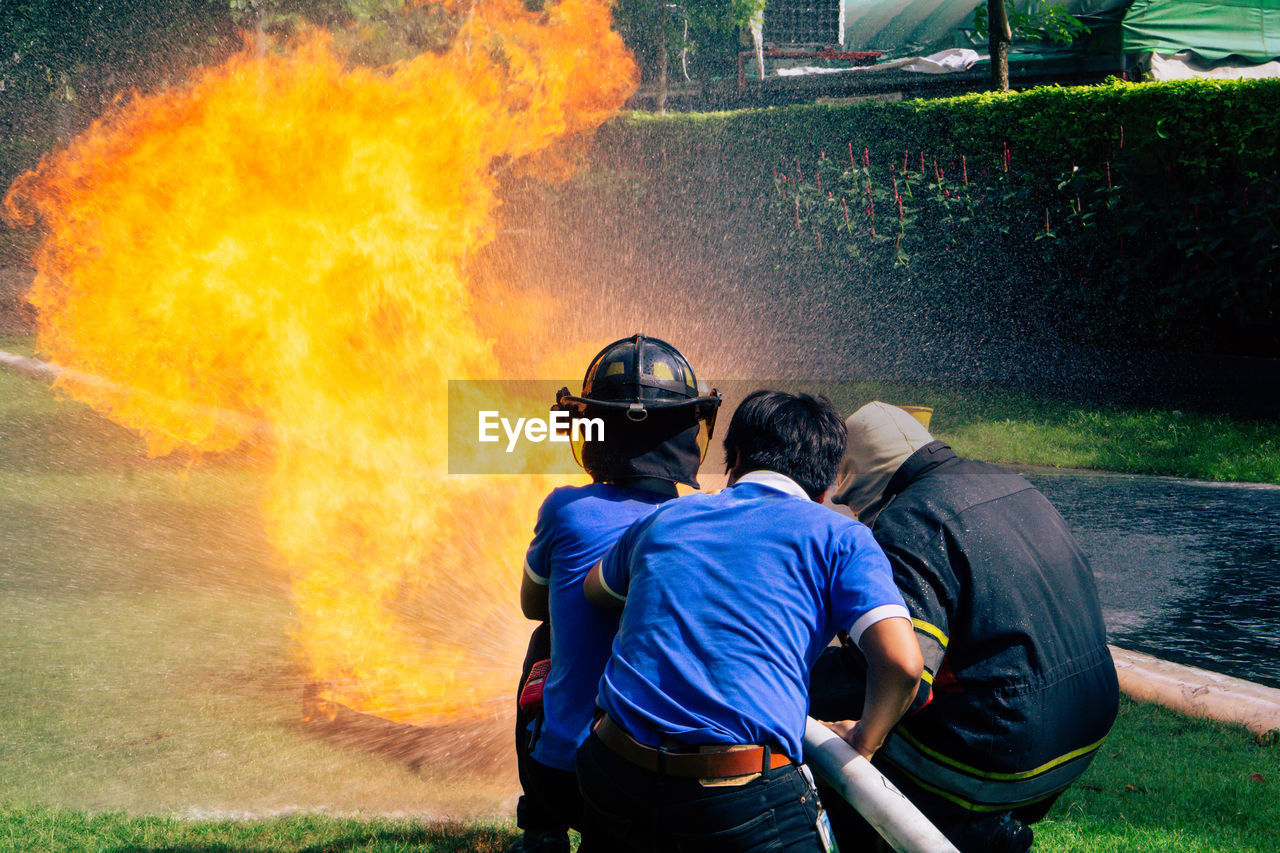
{"left": 595, "top": 470, "right": 908, "bottom": 761}
{"left": 524, "top": 482, "right": 672, "bottom": 771}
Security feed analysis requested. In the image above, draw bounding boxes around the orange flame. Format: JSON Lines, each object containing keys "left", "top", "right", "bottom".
{"left": 5, "top": 0, "right": 637, "bottom": 724}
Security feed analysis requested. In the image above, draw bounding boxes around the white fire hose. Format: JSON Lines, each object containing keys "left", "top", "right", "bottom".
{"left": 803, "top": 717, "right": 960, "bottom": 853}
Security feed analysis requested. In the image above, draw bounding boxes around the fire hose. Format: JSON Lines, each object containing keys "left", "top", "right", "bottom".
{"left": 803, "top": 717, "right": 960, "bottom": 853}
{"left": 0, "top": 349, "right": 58, "bottom": 380}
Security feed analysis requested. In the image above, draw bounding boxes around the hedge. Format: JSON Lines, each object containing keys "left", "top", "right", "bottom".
{"left": 560, "top": 78, "right": 1280, "bottom": 357}
{"left": 593, "top": 77, "right": 1280, "bottom": 193}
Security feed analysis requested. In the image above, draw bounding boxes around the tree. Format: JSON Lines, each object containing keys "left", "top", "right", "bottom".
{"left": 0, "top": 1, "right": 241, "bottom": 185}
{"left": 229, "top": 0, "right": 462, "bottom": 63}
{"left": 0, "top": 1, "right": 471, "bottom": 184}
{"left": 972, "top": 1, "right": 1087, "bottom": 93}
{"left": 988, "top": 0, "right": 1012, "bottom": 92}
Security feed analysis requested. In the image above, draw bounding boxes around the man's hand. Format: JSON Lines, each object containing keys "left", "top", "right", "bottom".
{"left": 822, "top": 719, "right": 879, "bottom": 760}
{"left": 823, "top": 719, "right": 856, "bottom": 739}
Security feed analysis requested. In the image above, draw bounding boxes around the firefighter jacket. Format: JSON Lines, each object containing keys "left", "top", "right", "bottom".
{"left": 867, "top": 441, "right": 1119, "bottom": 813}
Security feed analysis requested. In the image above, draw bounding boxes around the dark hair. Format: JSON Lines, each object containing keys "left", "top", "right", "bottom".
{"left": 722, "top": 391, "right": 846, "bottom": 499}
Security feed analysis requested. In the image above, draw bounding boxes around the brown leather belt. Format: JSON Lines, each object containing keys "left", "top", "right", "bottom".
{"left": 594, "top": 714, "right": 792, "bottom": 779}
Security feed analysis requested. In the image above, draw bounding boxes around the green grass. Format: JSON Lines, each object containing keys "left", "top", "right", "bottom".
{"left": 815, "top": 381, "right": 1280, "bottom": 485}
{"left": 0, "top": 698, "right": 1275, "bottom": 851}
{"left": 942, "top": 402, "right": 1280, "bottom": 485}
{"left": 1032, "top": 699, "right": 1280, "bottom": 852}
{"left": 2, "top": 334, "right": 1279, "bottom": 851}
{"left": 0, "top": 355, "right": 516, "bottom": 819}
{"left": 0, "top": 810, "right": 520, "bottom": 853}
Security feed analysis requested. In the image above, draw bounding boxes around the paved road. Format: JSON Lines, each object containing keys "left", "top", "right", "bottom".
{"left": 1025, "top": 469, "right": 1280, "bottom": 689}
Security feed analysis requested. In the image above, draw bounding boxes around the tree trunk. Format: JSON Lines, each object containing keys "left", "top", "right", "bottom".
{"left": 656, "top": 15, "right": 669, "bottom": 114}
{"left": 751, "top": 9, "right": 765, "bottom": 83}
{"left": 989, "top": 0, "right": 1012, "bottom": 92}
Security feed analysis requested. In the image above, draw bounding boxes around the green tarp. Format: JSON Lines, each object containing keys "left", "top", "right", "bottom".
{"left": 1122, "top": 0, "right": 1280, "bottom": 62}
{"left": 840, "top": 0, "right": 1280, "bottom": 63}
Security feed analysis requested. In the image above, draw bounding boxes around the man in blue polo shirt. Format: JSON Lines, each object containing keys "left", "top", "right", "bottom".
{"left": 509, "top": 335, "right": 720, "bottom": 853}
{"left": 579, "top": 390, "right": 923, "bottom": 853}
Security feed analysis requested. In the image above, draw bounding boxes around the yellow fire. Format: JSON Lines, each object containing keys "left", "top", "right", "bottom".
{"left": 5, "top": 0, "right": 637, "bottom": 723}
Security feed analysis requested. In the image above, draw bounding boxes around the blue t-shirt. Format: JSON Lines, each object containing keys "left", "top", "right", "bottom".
{"left": 524, "top": 482, "right": 672, "bottom": 771}
{"left": 596, "top": 470, "right": 908, "bottom": 761}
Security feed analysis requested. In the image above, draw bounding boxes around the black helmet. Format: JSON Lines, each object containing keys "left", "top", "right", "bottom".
{"left": 553, "top": 334, "right": 720, "bottom": 487}
{"left": 557, "top": 334, "right": 720, "bottom": 424}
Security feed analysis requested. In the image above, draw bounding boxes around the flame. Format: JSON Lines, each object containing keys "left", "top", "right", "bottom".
{"left": 5, "top": 0, "right": 637, "bottom": 724}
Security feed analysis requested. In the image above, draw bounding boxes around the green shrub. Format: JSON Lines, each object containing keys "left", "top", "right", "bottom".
{"left": 579, "top": 78, "right": 1280, "bottom": 356}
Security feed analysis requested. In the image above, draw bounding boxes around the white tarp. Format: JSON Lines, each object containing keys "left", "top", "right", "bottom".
{"left": 1142, "top": 49, "right": 1280, "bottom": 79}
{"left": 774, "top": 48, "right": 982, "bottom": 77}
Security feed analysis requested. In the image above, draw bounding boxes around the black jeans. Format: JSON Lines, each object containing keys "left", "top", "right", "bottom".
{"left": 576, "top": 730, "right": 827, "bottom": 853}
{"left": 515, "top": 624, "right": 601, "bottom": 851}
{"left": 522, "top": 755, "right": 598, "bottom": 849}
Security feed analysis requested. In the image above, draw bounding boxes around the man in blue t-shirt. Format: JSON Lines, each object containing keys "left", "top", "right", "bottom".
{"left": 509, "top": 335, "right": 720, "bottom": 853}
{"left": 578, "top": 390, "right": 923, "bottom": 853}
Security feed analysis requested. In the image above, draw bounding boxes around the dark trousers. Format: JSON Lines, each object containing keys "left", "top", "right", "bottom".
{"left": 521, "top": 755, "right": 595, "bottom": 848}
{"left": 576, "top": 730, "right": 827, "bottom": 853}
{"left": 515, "top": 623, "right": 563, "bottom": 834}
{"left": 515, "top": 624, "right": 599, "bottom": 851}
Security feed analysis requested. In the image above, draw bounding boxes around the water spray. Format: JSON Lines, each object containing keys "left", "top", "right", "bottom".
{"left": 0, "top": 349, "right": 57, "bottom": 381}
{"left": 0, "top": 349, "right": 264, "bottom": 440}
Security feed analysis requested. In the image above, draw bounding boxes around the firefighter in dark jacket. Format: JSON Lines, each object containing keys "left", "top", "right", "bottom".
{"left": 809, "top": 401, "right": 1119, "bottom": 853}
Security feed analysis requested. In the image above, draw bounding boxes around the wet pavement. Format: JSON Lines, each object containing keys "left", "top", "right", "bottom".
{"left": 1024, "top": 469, "right": 1280, "bottom": 689}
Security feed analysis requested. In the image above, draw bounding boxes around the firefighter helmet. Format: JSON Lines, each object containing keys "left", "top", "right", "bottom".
{"left": 553, "top": 334, "right": 720, "bottom": 485}
{"left": 557, "top": 334, "right": 719, "bottom": 422}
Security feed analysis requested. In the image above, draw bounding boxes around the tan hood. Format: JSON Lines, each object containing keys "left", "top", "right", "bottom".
{"left": 831, "top": 401, "right": 934, "bottom": 517}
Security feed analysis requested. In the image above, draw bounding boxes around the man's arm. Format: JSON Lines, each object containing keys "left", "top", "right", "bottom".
{"left": 583, "top": 560, "right": 626, "bottom": 608}
{"left": 879, "top": 540, "right": 955, "bottom": 714}
{"left": 521, "top": 564, "right": 549, "bottom": 621}
{"left": 831, "top": 616, "right": 922, "bottom": 759}
{"left": 521, "top": 494, "right": 557, "bottom": 621}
